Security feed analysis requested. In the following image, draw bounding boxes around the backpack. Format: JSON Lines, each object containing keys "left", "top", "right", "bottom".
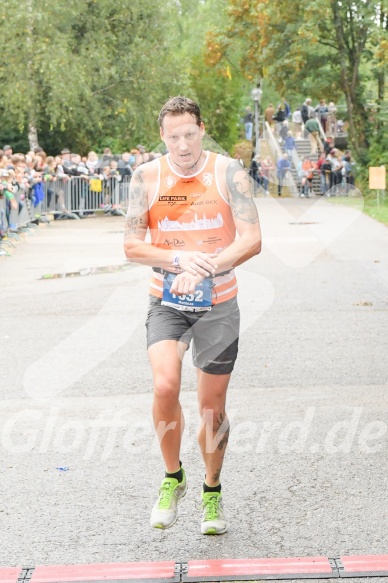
{"left": 301, "top": 104, "right": 309, "bottom": 120}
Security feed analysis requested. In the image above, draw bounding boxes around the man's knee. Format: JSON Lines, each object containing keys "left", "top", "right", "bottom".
{"left": 153, "top": 376, "right": 180, "bottom": 404}
{"left": 199, "top": 404, "right": 228, "bottom": 429}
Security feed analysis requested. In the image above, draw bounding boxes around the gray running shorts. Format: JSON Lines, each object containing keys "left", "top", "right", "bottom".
{"left": 145, "top": 295, "right": 240, "bottom": 375}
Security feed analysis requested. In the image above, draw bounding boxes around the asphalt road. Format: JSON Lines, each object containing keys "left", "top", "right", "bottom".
{"left": 0, "top": 196, "right": 387, "bottom": 581}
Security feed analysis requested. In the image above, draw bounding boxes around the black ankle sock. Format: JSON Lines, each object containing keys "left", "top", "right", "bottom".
{"left": 203, "top": 481, "right": 221, "bottom": 493}
{"left": 165, "top": 461, "right": 183, "bottom": 483}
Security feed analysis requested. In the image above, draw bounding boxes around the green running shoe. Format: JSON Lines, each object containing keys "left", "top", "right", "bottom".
{"left": 150, "top": 469, "right": 187, "bottom": 529}
{"left": 201, "top": 491, "right": 227, "bottom": 535}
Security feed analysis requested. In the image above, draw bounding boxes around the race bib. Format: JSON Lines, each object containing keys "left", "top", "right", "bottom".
{"left": 162, "top": 273, "right": 212, "bottom": 311}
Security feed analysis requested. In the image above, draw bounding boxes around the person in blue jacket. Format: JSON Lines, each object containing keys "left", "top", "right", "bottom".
{"left": 284, "top": 131, "right": 296, "bottom": 159}
{"left": 276, "top": 153, "right": 291, "bottom": 196}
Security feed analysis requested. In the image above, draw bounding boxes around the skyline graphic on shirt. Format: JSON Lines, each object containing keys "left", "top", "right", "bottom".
{"left": 158, "top": 212, "right": 224, "bottom": 231}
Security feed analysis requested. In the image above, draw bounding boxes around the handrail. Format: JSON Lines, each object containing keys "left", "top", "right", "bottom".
{"left": 286, "top": 121, "right": 302, "bottom": 169}
{"left": 316, "top": 116, "right": 327, "bottom": 142}
{"left": 290, "top": 149, "right": 301, "bottom": 174}
{"left": 264, "top": 121, "right": 283, "bottom": 161}
{"left": 264, "top": 121, "right": 298, "bottom": 196}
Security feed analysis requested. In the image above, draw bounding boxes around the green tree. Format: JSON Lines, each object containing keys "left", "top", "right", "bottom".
{"left": 176, "top": 0, "right": 246, "bottom": 152}
{"left": 208, "top": 0, "right": 388, "bottom": 162}
{"left": 0, "top": 0, "right": 190, "bottom": 153}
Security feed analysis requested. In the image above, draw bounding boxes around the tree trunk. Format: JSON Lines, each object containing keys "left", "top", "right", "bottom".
{"left": 28, "top": 122, "right": 39, "bottom": 151}
{"left": 331, "top": 1, "right": 369, "bottom": 161}
{"left": 26, "top": 0, "right": 39, "bottom": 152}
{"left": 376, "top": 4, "right": 387, "bottom": 131}
{"left": 377, "top": 69, "right": 385, "bottom": 103}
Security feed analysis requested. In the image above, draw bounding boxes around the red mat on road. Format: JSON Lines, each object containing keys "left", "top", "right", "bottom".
{"left": 30, "top": 561, "right": 177, "bottom": 582}
{"left": 0, "top": 568, "right": 21, "bottom": 583}
{"left": 5, "top": 554, "right": 388, "bottom": 582}
{"left": 340, "top": 555, "right": 388, "bottom": 577}
{"left": 183, "top": 557, "right": 335, "bottom": 581}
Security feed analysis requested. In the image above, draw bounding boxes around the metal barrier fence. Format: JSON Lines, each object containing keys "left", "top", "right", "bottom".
{"left": 0, "top": 188, "right": 36, "bottom": 232}
{"left": 0, "top": 175, "right": 132, "bottom": 241}
{"left": 0, "top": 187, "right": 40, "bottom": 255}
{"left": 40, "top": 175, "right": 132, "bottom": 216}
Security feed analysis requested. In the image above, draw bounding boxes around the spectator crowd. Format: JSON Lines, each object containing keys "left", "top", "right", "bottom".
{"left": 1, "top": 97, "right": 355, "bottom": 238}
{"left": 246, "top": 95, "right": 355, "bottom": 197}
{"left": 0, "top": 143, "right": 158, "bottom": 236}
{"left": 264, "top": 97, "right": 344, "bottom": 136}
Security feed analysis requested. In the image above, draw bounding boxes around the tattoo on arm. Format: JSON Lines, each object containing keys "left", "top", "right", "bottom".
{"left": 124, "top": 216, "right": 146, "bottom": 238}
{"left": 124, "top": 169, "right": 148, "bottom": 238}
{"left": 226, "top": 161, "right": 259, "bottom": 224}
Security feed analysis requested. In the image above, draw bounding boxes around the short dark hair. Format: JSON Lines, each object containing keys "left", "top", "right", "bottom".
{"left": 158, "top": 96, "right": 201, "bottom": 128}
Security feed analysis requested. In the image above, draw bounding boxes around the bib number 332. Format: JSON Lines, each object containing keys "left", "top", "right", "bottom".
{"left": 162, "top": 273, "right": 212, "bottom": 311}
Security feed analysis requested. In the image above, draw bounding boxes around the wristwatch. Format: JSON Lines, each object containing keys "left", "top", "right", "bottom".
{"left": 171, "top": 251, "right": 183, "bottom": 268}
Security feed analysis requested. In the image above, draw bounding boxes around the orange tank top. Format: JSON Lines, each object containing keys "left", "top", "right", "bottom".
{"left": 148, "top": 151, "right": 238, "bottom": 304}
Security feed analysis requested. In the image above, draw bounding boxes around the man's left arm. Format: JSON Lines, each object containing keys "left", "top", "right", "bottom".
{"left": 169, "top": 159, "right": 261, "bottom": 295}
{"left": 214, "top": 159, "right": 262, "bottom": 273}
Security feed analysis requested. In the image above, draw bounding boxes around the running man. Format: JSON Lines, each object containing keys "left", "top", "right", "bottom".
{"left": 124, "top": 96, "right": 261, "bottom": 534}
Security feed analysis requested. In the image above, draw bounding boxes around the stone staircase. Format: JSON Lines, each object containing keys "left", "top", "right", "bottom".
{"left": 257, "top": 139, "right": 297, "bottom": 197}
